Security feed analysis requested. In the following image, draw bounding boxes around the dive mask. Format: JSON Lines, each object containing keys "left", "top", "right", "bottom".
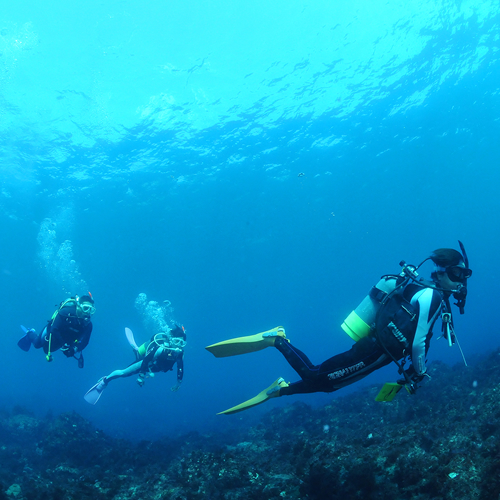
{"left": 428, "top": 240, "right": 471, "bottom": 314}
{"left": 79, "top": 303, "right": 96, "bottom": 315}
{"left": 446, "top": 265, "right": 472, "bottom": 283}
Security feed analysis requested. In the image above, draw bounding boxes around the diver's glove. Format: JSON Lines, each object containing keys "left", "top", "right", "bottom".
{"left": 171, "top": 381, "right": 182, "bottom": 392}
{"left": 137, "top": 371, "right": 154, "bottom": 386}
{"left": 397, "top": 366, "right": 428, "bottom": 394}
{"left": 137, "top": 373, "right": 146, "bottom": 387}
{"left": 62, "top": 344, "right": 76, "bottom": 357}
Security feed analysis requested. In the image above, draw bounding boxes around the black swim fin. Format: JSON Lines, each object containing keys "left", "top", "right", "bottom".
{"left": 17, "top": 325, "right": 32, "bottom": 352}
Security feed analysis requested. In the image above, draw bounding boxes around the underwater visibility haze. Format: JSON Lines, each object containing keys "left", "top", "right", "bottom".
{"left": 1, "top": 1, "right": 500, "bottom": 493}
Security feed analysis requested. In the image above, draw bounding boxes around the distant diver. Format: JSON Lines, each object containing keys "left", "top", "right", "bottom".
{"left": 84, "top": 325, "right": 186, "bottom": 405}
{"left": 207, "top": 242, "right": 472, "bottom": 414}
{"left": 17, "top": 293, "right": 95, "bottom": 368}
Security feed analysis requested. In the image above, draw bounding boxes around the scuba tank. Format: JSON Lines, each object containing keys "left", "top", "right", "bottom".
{"left": 341, "top": 276, "right": 399, "bottom": 342}
{"left": 341, "top": 259, "right": 438, "bottom": 345}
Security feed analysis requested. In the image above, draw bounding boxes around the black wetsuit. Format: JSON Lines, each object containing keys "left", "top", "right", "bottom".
{"left": 32, "top": 301, "right": 92, "bottom": 355}
{"left": 277, "top": 282, "right": 445, "bottom": 396}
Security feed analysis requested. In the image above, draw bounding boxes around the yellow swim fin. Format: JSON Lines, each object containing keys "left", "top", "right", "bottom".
{"left": 218, "top": 377, "right": 289, "bottom": 415}
{"left": 205, "top": 326, "right": 286, "bottom": 358}
{"left": 375, "top": 382, "right": 403, "bottom": 402}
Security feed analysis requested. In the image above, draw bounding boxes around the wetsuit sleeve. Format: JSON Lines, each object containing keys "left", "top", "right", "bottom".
{"left": 410, "top": 288, "right": 442, "bottom": 375}
{"left": 176, "top": 352, "right": 184, "bottom": 382}
{"left": 76, "top": 323, "right": 92, "bottom": 352}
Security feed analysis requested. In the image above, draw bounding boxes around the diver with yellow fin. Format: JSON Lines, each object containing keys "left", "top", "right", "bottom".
{"left": 207, "top": 243, "right": 472, "bottom": 414}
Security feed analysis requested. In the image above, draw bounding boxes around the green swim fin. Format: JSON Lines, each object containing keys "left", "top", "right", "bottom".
{"left": 375, "top": 382, "right": 403, "bottom": 402}
{"left": 206, "top": 326, "right": 286, "bottom": 358}
{"left": 218, "top": 377, "right": 289, "bottom": 415}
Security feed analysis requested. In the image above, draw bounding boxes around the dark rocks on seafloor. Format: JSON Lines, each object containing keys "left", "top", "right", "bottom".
{"left": 2, "top": 349, "right": 500, "bottom": 499}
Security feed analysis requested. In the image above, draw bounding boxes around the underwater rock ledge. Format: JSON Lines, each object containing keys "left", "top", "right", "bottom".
{"left": 2, "top": 349, "right": 500, "bottom": 500}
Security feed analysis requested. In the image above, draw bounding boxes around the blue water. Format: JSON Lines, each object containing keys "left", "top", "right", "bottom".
{"left": 1, "top": 0, "right": 499, "bottom": 440}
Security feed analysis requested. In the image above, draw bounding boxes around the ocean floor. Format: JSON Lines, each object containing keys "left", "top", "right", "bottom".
{"left": 2, "top": 349, "right": 500, "bottom": 500}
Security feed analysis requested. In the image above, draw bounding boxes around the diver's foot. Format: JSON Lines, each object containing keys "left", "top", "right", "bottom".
{"left": 83, "top": 377, "right": 108, "bottom": 405}
{"left": 266, "top": 377, "right": 289, "bottom": 398}
{"left": 96, "top": 377, "right": 108, "bottom": 390}
{"left": 262, "top": 327, "right": 287, "bottom": 344}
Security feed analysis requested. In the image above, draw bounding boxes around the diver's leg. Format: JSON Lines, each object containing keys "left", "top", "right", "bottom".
{"left": 30, "top": 326, "right": 47, "bottom": 349}
{"left": 84, "top": 360, "right": 145, "bottom": 405}
{"left": 278, "top": 336, "right": 392, "bottom": 395}
{"left": 104, "top": 361, "right": 143, "bottom": 383}
{"left": 274, "top": 337, "right": 320, "bottom": 380}
{"left": 318, "top": 336, "right": 391, "bottom": 381}
{"left": 279, "top": 379, "right": 326, "bottom": 396}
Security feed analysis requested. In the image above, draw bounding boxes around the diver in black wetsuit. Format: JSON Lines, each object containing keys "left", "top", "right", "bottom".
{"left": 17, "top": 294, "right": 95, "bottom": 368}
{"left": 206, "top": 244, "right": 472, "bottom": 414}
{"left": 84, "top": 325, "right": 186, "bottom": 405}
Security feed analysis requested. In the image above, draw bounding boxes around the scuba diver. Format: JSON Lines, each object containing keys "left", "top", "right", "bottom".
{"left": 17, "top": 293, "right": 95, "bottom": 368}
{"left": 84, "top": 325, "right": 186, "bottom": 405}
{"left": 206, "top": 242, "right": 472, "bottom": 414}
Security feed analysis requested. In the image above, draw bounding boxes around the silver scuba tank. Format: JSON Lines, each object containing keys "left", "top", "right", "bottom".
{"left": 341, "top": 276, "right": 398, "bottom": 342}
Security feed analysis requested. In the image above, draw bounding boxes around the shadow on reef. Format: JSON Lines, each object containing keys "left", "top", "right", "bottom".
{"left": 2, "top": 349, "right": 500, "bottom": 499}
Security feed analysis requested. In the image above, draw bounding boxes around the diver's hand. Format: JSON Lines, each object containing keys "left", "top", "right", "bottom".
{"left": 397, "top": 368, "right": 427, "bottom": 393}
{"left": 397, "top": 372, "right": 426, "bottom": 385}
{"left": 171, "top": 382, "right": 181, "bottom": 392}
{"left": 61, "top": 344, "right": 76, "bottom": 357}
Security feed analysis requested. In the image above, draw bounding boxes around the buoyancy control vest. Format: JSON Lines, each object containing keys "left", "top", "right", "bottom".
{"left": 342, "top": 259, "right": 469, "bottom": 370}
{"left": 49, "top": 297, "right": 77, "bottom": 323}
{"left": 374, "top": 279, "right": 438, "bottom": 359}
{"left": 342, "top": 264, "right": 446, "bottom": 357}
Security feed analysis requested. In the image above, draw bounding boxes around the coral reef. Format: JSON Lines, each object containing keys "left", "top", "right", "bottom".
{"left": 2, "top": 349, "right": 500, "bottom": 499}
